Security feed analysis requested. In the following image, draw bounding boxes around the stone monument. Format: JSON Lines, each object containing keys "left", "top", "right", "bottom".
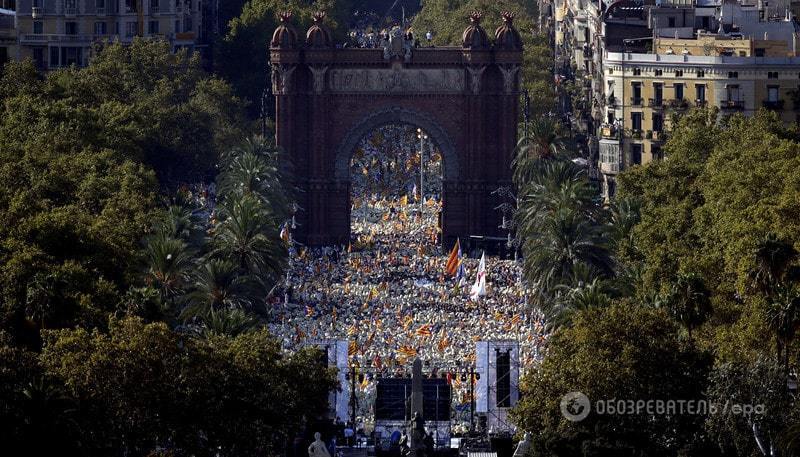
{"left": 308, "top": 432, "right": 331, "bottom": 457}
{"left": 408, "top": 358, "right": 427, "bottom": 457}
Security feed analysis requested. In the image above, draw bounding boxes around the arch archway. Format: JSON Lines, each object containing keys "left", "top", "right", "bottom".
{"left": 334, "top": 107, "right": 459, "bottom": 182}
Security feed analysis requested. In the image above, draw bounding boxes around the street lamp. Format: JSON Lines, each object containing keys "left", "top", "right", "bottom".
{"left": 417, "top": 128, "right": 428, "bottom": 218}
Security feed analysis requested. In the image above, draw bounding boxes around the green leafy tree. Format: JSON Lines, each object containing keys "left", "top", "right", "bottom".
{"left": 40, "top": 317, "right": 337, "bottom": 456}
{"left": 512, "top": 303, "right": 714, "bottom": 456}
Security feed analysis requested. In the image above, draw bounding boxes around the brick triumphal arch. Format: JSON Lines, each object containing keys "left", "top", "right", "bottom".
{"left": 270, "top": 12, "right": 523, "bottom": 247}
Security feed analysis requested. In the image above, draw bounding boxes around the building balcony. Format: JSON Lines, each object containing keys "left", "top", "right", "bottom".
{"left": 31, "top": 7, "right": 44, "bottom": 18}
{"left": 695, "top": 99, "right": 707, "bottom": 107}
{"left": 720, "top": 100, "right": 745, "bottom": 110}
{"left": 599, "top": 161, "right": 621, "bottom": 174}
{"left": 762, "top": 100, "right": 784, "bottom": 111}
{"left": 21, "top": 33, "right": 96, "bottom": 43}
{"left": 95, "top": 7, "right": 105, "bottom": 16}
{"left": 648, "top": 98, "right": 663, "bottom": 108}
{"left": 600, "top": 123, "right": 620, "bottom": 139}
{"left": 668, "top": 98, "right": 689, "bottom": 110}
{"left": 650, "top": 130, "right": 666, "bottom": 142}
{"left": 64, "top": 7, "right": 77, "bottom": 17}
{"left": 630, "top": 97, "right": 643, "bottom": 107}
{"left": 630, "top": 129, "right": 643, "bottom": 140}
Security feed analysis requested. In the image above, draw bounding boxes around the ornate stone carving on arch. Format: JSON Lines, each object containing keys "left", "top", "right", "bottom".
{"left": 333, "top": 107, "right": 460, "bottom": 182}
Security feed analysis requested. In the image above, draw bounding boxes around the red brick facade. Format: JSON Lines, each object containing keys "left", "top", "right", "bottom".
{"left": 270, "top": 16, "right": 523, "bottom": 247}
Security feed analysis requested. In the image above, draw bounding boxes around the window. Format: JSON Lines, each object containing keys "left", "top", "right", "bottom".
{"left": 755, "top": 48, "right": 766, "bottom": 57}
{"left": 697, "top": 70, "right": 705, "bottom": 78}
{"left": 653, "top": 83, "right": 663, "bottom": 105}
{"left": 674, "top": 83, "right": 684, "bottom": 100}
{"left": 675, "top": 70, "right": 683, "bottom": 77}
{"left": 727, "top": 84, "right": 740, "bottom": 102}
{"left": 652, "top": 113, "right": 663, "bottom": 132}
{"left": 0, "top": 47, "right": 7, "bottom": 69}
{"left": 49, "top": 46, "right": 59, "bottom": 67}
{"left": 95, "top": 0, "right": 105, "bottom": 8}
{"left": 94, "top": 21, "right": 107, "bottom": 35}
{"left": 768, "top": 71, "right": 779, "bottom": 79}
{"left": 696, "top": 84, "right": 706, "bottom": 103}
{"left": 184, "top": 16, "right": 193, "bottom": 32}
{"left": 33, "top": 21, "right": 43, "bottom": 34}
{"left": 652, "top": 146, "right": 663, "bottom": 161}
{"left": 60, "top": 46, "right": 83, "bottom": 67}
{"left": 631, "top": 112, "right": 642, "bottom": 131}
{"left": 729, "top": 71, "right": 738, "bottom": 79}
{"left": 768, "top": 85, "right": 779, "bottom": 102}
{"left": 632, "top": 82, "right": 642, "bottom": 105}
{"left": 631, "top": 144, "right": 642, "bottom": 165}
{"left": 125, "top": 21, "right": 137, "bottom": 37}
{"left": 148, "top": 20, "right": 159, "bottom": 34}
{"left": 654, "top": 69, "right": 663, "bottom": 76}
{"left": 32, "top": 47, "right": 45, "bottom": 69}
{"left": 125, "top": 0, "right": 137, "bottom": 12}
{"left": 633, "top": 68, "right": 641, "bottom": 76}
{"left": 65, "top": 22, "right": 77, "bottom": 35}
{"left": 150, "top": 0, "right": 159, "bottom": 12}
{"left": 668, "top": 17, "right": 676, "bottom": 27}
{"left": 175, "top": 20, "right": 180, "bottom": 33}
{"left": 608, "top": 68, "right": 613, "bottom": 75}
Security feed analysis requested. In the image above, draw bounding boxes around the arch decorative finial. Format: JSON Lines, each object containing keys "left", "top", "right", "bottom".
{"left": 312, "top": 11, "right": 326, "bottom": 23}
{"left": 278, "top": 10, "right": 293, "bottom": 23}
{"left": 469, "top": 11, "right": 483, "bottom": 24}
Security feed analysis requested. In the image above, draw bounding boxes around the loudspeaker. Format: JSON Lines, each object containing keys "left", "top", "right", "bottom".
{"left": 303, "top": 339, "right": 350, "bottom": 421}
{"left": 474, "top": 341, "right": 520, "bottom": 433}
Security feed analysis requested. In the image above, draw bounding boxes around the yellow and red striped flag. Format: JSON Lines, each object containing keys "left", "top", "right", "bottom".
{"left": 444, "top": 239, "right": 461, "bottom": 277}
{"left": 398, "top": 345, "right": 417, "bottom": 358}
{"left": 416, "top": 324, "right": 432, "bottom": 337}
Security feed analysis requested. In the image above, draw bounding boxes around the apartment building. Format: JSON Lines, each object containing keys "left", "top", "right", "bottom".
{"left": 553, "top": 0, "right": 800, "bottom": 199}
{"left": 14, "top": 0, "right": 203, "bottom": 70}
{"left": 0, "top": 6, "right": 15, "bottom": 68}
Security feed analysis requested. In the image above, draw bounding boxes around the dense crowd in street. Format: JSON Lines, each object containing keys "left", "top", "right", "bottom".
{"left": 266, "top": 126, "right": 548, "bottom": 422}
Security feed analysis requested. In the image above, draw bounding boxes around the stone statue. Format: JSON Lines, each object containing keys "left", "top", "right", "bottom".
{"left": 308, "top": 432, "right": 331, "bottom": 457}
{"left": 512, "top": 432, "right": 532, "bottom": 457}
{"left": 383, "top": 27, "right": 413, "bottom": 62}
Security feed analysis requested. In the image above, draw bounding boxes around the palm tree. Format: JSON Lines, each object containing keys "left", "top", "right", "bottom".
{"left": 608, "top": 197, "right": 642, "bottom": 258}
{"left": 512, "top": 117, "right": 565, "bottom": 187}
{"left": 180, "top": 258, "right": 255, "bottom": 322}
{"left": 765, "top": 285, "right": 800, "bottom": 377}
{"left": 143, "top": 234, "right": 194, "bottom": 305}
{"left": 750, "top": 234, "right": 799, "bottom": 294}
{"left": 749, "top": 233, "right": 800, "bottom": 377}
{"left": 218, "top": 137, "right": 293, "bottom": 224}
{"left": 155, "top": 204, "right": 205, "bottom": 246}
{"left": 523, "top": 206, "right": 613, "bottom": 304}
{"left": 547, "top": 276, "right": 612, "bottom": 328}
{"left": 516, "top": 159, "right": 595, "bottom": 236}
{"left": 212, "top": 193, "right": 286, "bottom": 279}
{"left": 197, "top": 307, "right": 258, "bottom": 337}
{"left": 665, "top": 272, "right": 713, "bottom": 338}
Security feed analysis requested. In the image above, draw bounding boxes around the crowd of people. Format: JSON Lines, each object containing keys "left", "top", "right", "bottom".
{"left": 267, "top": 126, "right": 549, "bottom": 425}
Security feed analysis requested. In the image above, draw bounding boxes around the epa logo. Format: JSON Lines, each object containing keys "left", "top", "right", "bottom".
{"left": 560, "top": 391, "right": 591, "bottom": 422}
